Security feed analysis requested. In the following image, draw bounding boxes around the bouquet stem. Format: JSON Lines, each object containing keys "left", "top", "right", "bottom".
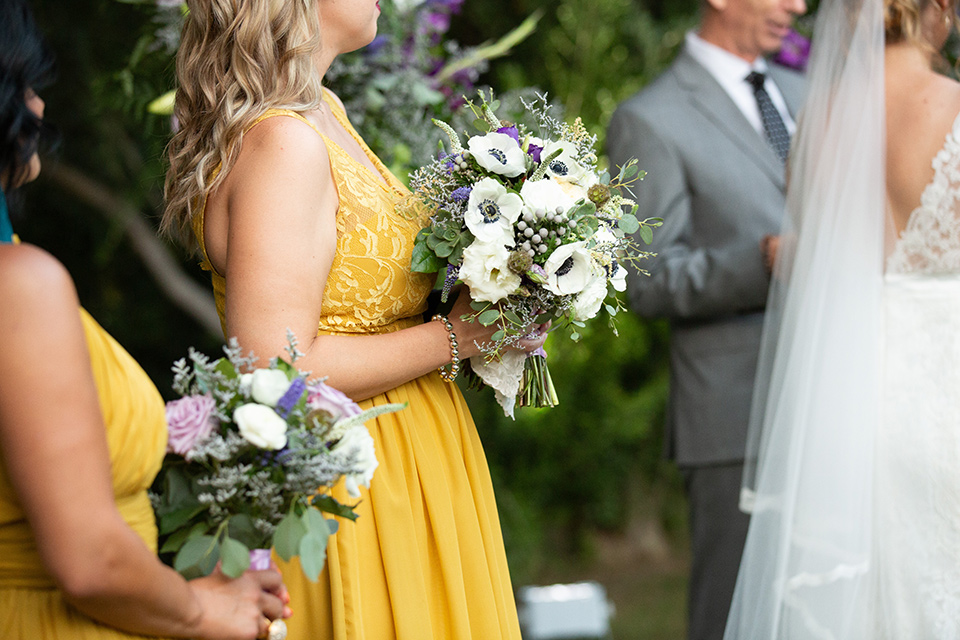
{"left": 517, "top": 353, "right": 559, "bottom": 409}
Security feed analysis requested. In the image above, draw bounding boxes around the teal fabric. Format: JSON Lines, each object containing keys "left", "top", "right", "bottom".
{"left": 0, "top": 190, "right": 12, "bottom": 244}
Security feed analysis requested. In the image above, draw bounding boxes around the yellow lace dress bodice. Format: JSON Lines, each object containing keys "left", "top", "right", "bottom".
{"left": 192, "top": 91, "right": 522, "bottom": 640}
{"left": 0, "top": 309, "right": 168, "bottom": 639}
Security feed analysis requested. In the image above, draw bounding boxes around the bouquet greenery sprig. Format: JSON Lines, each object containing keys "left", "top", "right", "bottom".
{"left": 152, "top": 335, "right": 404, "bottom": 581}
{"left": 406, "top": 91, "right": 659, "bottom": 416}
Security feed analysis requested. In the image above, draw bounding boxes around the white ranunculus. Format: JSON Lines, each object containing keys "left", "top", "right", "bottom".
{"left": 459, "top": 240, "right": 522, "bottom": 303}
{"left": 544, "top": 241, "right": 596, "bottom": 296}
{"left": 571, "top": 275, "right": 608, "bottom": 322}
{"left": 465, "top": 177, "right": 523, "bottom": 243}
{"left": 541, "top": 140, "right": 585, "bottom": 181}
{"left": 233, "top": 403, "right": 288, "bottom": 450}
{"left": 250, "top": 369, "right": 291, "bottom": 407}
{"left": 467, "top": 132, "right": 526, "bottom": 177}
{"left": 331, "top": 427, "right": 379, "bottom": 498}
{"left": 519, "top": 178, "right": 576, "bottom": 219}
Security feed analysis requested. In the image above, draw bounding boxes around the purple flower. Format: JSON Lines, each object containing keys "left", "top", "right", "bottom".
{"left": 450, "top": 186, "right": 472, "bottom": 202}
{"left": 441, "top": 264, "right": 460, "bottom": 303}
{"left": 774, "top": 29, "right": 811, "bottom": 71}
{"left": 497, "top": 125, "right": 520, "bottom": 143}
{"left": 166, "top": 395, "right": 218, "bottom": 455}
{"left": 527, "top": 143, "right": 543, "bottom": 164}
{"left": 307, "top": 382, "right": 362, "bottom": 421}
{"left": 276, "top": 377, "right": 306, "bottom": 418}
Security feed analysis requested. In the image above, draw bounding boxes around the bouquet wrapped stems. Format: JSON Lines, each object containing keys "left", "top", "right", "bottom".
{"left": 517, "top": 351, "right": 558, "bottom": 409}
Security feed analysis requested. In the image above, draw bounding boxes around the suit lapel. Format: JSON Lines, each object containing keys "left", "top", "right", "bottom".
{"left": 673, "top": 50, "right": 785, "bottom": 189}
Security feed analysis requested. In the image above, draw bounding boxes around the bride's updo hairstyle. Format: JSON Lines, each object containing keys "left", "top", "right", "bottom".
{"left": 884, "top": 0, "right": 956, "bottom": 44}
{"left": 162, "top": 0, "right": 324, "bottom": 250}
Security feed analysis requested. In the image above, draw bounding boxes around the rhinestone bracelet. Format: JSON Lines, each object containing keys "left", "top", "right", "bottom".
{"left": 431, "top": 314, "right": 461, "bottom": 382}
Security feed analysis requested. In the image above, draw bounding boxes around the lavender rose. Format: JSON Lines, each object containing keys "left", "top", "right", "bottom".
{"left": 307, "top": 382, "right": 362, "bottom": 421}
{"left": 166, "top": 395, "right": 218, "bottom": 455}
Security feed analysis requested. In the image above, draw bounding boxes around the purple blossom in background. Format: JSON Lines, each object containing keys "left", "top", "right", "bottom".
{"left": 307, "top": 382, "right": 363, "bottom": 421}
{"left": 365, "top": 35, "right": 391, "bottom": 56}
{"left": 774, "top": 29, "right": 811, "bottom": 71}
{"left": 166, "top": 395, "right": 218, "bottom": 455}
{"left": 427, "top": 0, "right": 464, "bottom": 10}
{"left": 497, "top": 125, "right": 520, "bottom": 143}
{"left": 276, "top": 377, "right": 306, "bottom": 418}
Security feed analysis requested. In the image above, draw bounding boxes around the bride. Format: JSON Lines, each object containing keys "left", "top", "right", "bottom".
{"left": 724, "top": 0, "right": 960, "bottom": 637}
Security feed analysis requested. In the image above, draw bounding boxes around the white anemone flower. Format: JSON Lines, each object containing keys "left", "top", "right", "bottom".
{"left": 519, "top": 178, "right": 576, "bottom": 219}
{"left": 544, "top": 241, "right": 595, "bottom": 296}
{"left": 467, "top": 132, "right": 526, "bottom": 177}
{"left": 466, "top": 177, "right": 523, "bottom": 243}
{"left": 459, "top": 240, "right": 522, "bottom": 303}
{"left": 571, "top": 276, "right": 608, "bottom": 322}
{"left": 610, "top": 263, "right": 627, "bottom": 292}
{"left": 541, "top": 140, "right": 585, "bottom": 181}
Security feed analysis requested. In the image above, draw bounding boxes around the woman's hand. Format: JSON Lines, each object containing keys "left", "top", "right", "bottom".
{"left": 448, "top": 287, "right": 549, "bottom": 359}
{"left": 188, "top": 567, "right": 290, "bottom": 640}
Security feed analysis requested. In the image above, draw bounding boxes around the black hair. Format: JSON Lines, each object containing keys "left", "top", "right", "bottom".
{"left": 0, "top": 0, "right": 55, "bottom": 194}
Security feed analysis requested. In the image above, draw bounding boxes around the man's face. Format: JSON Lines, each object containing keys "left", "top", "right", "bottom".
{"left": 720, "top": 0, "right": 807, "bottom": 61}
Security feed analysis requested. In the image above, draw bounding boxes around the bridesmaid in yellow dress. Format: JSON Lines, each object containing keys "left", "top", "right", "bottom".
{"left": 162, "top": 1, "right": 545, "bottom": 638}
{"left": 0, "top": 2, "right": 288, "bottom": 638}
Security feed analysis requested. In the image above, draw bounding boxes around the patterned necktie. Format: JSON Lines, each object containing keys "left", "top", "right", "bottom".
{"left": 746, "top": 71, "right": 790, "bottom": 163}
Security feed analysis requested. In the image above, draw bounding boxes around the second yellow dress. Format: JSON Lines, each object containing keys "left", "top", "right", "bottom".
{"left": 193, "top": 92, "right": 523, "bottom": 640}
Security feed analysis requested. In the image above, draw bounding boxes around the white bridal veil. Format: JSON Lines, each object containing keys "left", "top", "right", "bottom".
{"left": 726, "top": 0, "right": 886, "bottom": 637}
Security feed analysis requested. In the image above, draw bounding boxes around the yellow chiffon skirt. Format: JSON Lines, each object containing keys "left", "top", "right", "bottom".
{"left": 0, "top": 588, "right": 161, "bottom": 639}
{"left": 279, "top": 371, "right": 522, "bottom": 640}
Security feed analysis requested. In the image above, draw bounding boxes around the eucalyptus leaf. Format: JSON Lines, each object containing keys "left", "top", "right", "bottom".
{"left": 470, "top": 300, "right": 489, "bottom": 312}
{"left": 640, "top": 225, "right": 654, "bottom": 245}
{"left": 478, "top": 310, "right": 501, "bottom": 326}
{"left": 473, "top": 118, "right": 490, "bottom": 132}
{"left": 214, "top": 357, "right": 238, "bottom": 379}
{"left": 219, "top": 536, "right": 251, "bottom": 579}
{"left": 303, "top": 508, "right": 331, "bottom": 537}
{"left": 227, "top": 514, "right": 261, "bottom": 549}
{"left": 159, "top": 504, "right": 206, "bottom": 535}
{"left": 492, "top": 329, "right": 505, "bottom": 342}
{"left": 174, "top": 535, "right": 219, "bottom": 577}
{"left": 299, "top": 533, "right": 329, "bottom": 582}
{"left": 160, "top": 521, "right": 209, "bottom": 555}
{"left": 274, "top": 512, "right": 308, "bottom": 561}
{"left": 618, "top": 214, "right": 641, "bottom": 235}
{"left": 325, "top": 519, "right": 339, "bottom": 536}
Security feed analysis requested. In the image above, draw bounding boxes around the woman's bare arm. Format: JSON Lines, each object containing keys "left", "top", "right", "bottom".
{"left": 0, "top": 243, "right": 285, "bottom": 640}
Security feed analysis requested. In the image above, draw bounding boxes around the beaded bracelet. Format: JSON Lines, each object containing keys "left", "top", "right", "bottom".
{"left": 431, "top": 314, "right": 461, "bottom": 382}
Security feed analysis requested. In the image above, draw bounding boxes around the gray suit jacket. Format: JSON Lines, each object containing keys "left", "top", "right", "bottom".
{"left": 607, "top": 47, "right": 805, "bottom": 467}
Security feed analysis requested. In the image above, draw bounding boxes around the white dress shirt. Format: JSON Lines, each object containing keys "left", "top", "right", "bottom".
{"left": 685, "top": 31, "right": 796, "bottom": 137}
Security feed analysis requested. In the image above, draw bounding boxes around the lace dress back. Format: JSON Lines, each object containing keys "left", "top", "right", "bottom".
{"left": 874, "top": 110, "right": 960, "bottom": 637}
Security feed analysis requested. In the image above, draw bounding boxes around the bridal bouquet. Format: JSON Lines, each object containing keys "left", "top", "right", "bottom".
{"left": 152, "top": 335, "right": 404, "bottom": 581}
{"left": 407, "top": 91, "right": 656, "bottom": 416}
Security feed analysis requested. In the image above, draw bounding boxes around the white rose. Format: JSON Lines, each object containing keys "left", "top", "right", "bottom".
{"left": 571, "top": 276, "right": 608, "bottom": 322}
{"left": 544, "top": 241, "right": 596, "bottom": 296}
{"left": 541, "top": 140, "right": 585, "bottom": 181}
{"left": 238, "top": 373, "right": 254, "bottom": 395}
{"left": 459, "top": 240, "right": 522, "bottom": 303}
{"left": 465, "top": 177, "right": 523, "bottom": 243}
{"left": 233, "top": 403, "right": 288, "bottom": 450}
{"left": 250, "top": 369, "right": 291, "bottom": 407}
{"left": 332, "top": 427, "right": 379, "bottom": 498}
{"left": 520, "top": 178, "right": 575, "bottom": 219}
{"left": 467, "top": 132, "right": 526, "bottom": 178}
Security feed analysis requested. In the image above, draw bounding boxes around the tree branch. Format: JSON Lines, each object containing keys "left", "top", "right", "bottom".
{"left": 42, "top": 162, "right": 222, "bottom": 338}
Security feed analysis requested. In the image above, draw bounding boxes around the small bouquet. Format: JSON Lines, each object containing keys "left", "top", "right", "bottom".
{"left": 406, "top": 91, "right": 657, "bottom": 416}
{"left": 151, "top": 334, "right": 403, "bottom": 581}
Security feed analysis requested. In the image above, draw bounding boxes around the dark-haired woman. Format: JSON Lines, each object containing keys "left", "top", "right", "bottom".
{"left": 0, "top": 1, "right": 289, "bottom": 638}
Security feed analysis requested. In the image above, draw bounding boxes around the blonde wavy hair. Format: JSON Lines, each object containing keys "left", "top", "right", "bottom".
{"left": 162, "top": 0, "right": 324, "bottom": 250}
{"left": 885, "top": 0, "right": 956, "bottom": 44}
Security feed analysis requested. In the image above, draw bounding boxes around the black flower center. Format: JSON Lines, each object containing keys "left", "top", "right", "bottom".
{"left": 488, "top": 148, "right": 508, "bottom": 165}
{"left": 549, "top": 159, "right": 569, "bottom": 175}
{"left": 556, "top": 256, "right": 575, "bottom": 278}
{"left": 480, "top": 199, "right": 501, "bottom": 223}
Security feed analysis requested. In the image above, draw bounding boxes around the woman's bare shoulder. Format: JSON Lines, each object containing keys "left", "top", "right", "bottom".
{"left": 0, "top": 243, "right": 73, "bottom": 300}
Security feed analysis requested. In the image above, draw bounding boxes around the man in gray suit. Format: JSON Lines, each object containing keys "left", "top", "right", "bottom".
{"left": 607, "top": 1, "right": 806, "bottom": 638}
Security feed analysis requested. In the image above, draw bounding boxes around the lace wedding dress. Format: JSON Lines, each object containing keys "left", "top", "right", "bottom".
{"left": 877, "top": 110, "right": 960, "bottom": 637}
